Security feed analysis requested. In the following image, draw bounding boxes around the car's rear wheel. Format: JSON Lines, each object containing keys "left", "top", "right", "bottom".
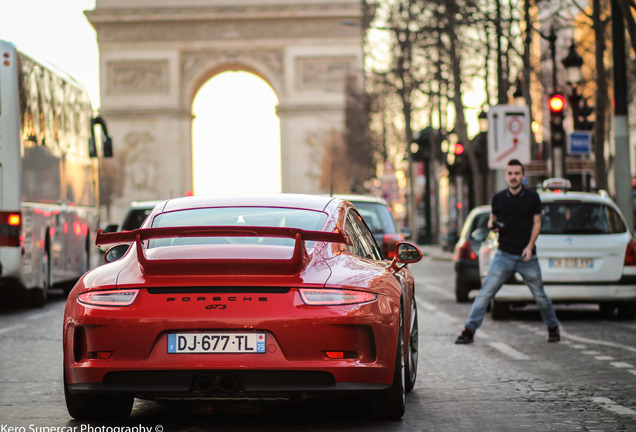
{"left": 64, "top": 371, "right": 133, "bottom": 420}
{"left": 345, "top": 305, "right": 406, "bottom": 420}
{"left": 491, "top": 301, "right": 510, "bottom": 320}
{"left": 378, "top": 304, "right": 406, "bottom": 419}
{"left": 455, "top": 280, "right": 471, "bottom": 303}
{"left": 31, "top": 250, "right": 50, "bottom": 308}
{"left": 617, "top": 302, "right": 636, "bottom": 320}
{"left": 405, "top": 298, "right": 418, "bottom": 392}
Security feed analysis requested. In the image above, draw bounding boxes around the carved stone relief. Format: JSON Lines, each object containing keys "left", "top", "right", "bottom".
{"left": 96, "top": 19, "right": 359, "bottom": 43}
{"left": 296, "top": 56, "right": 355, "bottom": 91}
{"left": 121, "top": 132, "right": 159, "bottom": 194}
{"left": 181, "top": 50, "right": 283, "bottom": 88}
{"left": 107, "top": 60, "right": 169, "bottom": 94}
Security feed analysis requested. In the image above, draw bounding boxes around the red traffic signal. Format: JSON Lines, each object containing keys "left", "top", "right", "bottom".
{"left": 549, "top": 94, "right": 566, "bottom": 113}
{"left": 453, "top": 143, "right": 464, "bottom": 155}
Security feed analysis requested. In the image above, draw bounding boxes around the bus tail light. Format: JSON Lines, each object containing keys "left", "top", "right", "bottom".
{"left": 0, "top": 211, "right": 22, "bottom": 247}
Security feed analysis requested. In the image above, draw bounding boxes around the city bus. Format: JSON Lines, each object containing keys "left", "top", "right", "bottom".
{"left": 0, "top": 40, "right": 113, "bottom": 307}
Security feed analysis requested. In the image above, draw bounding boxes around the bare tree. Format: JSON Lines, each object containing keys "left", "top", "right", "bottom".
{"left": 344, "top": 74, "right": 378, "bottom": 193}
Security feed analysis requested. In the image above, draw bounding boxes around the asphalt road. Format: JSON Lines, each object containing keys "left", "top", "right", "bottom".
{"left": 1, "top": 246, "right": 635, "bottom": 431}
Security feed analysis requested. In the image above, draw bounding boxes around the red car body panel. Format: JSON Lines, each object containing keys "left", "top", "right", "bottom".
{"left": 63, "top": 194, "right": 417, "bottom": 401}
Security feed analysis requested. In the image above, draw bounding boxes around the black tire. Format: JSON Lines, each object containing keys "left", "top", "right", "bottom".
{"left": 455, "top": 280, "right": 471, "bottom": 303}
{"left": 617, "top": 302, "right": 636, "bottom": 320}
{"left": 378, "top": 304, "right": 406, "bottom": 419}
{"left": 31, "top": 251, "right": 50, "bottom": 308}
{"left": 404, "top": 298, "right": 418, "bottom": 392}
{"left": 64, "top": 371, "right": 133, "bottom": 420}
{"left": 599, "top": 303, "right": 616, "bottom": 318}
{"left": 491, "top": 301, "right": 510, "bottom": 320}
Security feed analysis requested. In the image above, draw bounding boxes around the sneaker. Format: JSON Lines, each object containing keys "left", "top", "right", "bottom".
{"left": 455, "top": 328, "right": 474, "bottom": 344}
{"left": 548, "top": 326, "right": 560, "bottom": 342}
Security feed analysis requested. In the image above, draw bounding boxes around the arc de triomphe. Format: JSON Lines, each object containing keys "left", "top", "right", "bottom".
{"left": 86, "top": 0, "right": 365, "bottom": 221}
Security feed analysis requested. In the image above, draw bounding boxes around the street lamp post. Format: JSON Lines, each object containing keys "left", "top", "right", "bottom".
{"left": 562, "top": 41, "right": 584, "bottom": 130}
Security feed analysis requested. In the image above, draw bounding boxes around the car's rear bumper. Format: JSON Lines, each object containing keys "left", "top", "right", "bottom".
{"left": 66, "top": 369, "right": 390, "bottom": 399}
{"left": 63, "top": 288, "right": 401, "bottom": 397}
{"left": 495, "top": 283, "right": 636, "bottom": 303}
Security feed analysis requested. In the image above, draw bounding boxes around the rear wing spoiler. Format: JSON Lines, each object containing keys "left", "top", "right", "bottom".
{"left": 96, "top": 226, "right": 352, "bottom": 275}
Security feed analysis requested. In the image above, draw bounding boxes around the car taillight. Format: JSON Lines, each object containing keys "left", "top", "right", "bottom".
{"left": 453, "top": 239, "right": 476, "bottom": 261}
{"left": 383, "top": 233, "right": 404, "bottom": 259}
{"left": 624, "top": 239, "right": 636, "bottom": 266}
{"left": 298, "top": 288, "right": 377, "bottom": 305}
{"left": 0, "top": 211, "right": 21, "bottom": 247}
{"left": 78, "top": 289, "right": 139, "bottom": 307}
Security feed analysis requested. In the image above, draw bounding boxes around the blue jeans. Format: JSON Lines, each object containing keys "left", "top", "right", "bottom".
{"left": 465, "top": 250, "right": 560, "bottom": 332}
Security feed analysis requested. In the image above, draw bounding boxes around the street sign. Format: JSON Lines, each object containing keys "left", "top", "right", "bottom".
{"left": 487, "top": 105, "right": 531, "bottom": 169}
{"left": 569, "top": 131, "right": 592, "bottom": 155}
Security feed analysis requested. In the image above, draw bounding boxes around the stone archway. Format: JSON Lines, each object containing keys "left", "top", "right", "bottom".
{"left": 86, "top": 0, "right": 365, "bottom": 221}
{"left": 190, "top": 68, "right": 281, "bottom": 195}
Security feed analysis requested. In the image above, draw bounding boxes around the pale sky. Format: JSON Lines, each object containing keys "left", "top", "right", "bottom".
{"left": 2, "top": 0, "right": 281, "bottom": 195}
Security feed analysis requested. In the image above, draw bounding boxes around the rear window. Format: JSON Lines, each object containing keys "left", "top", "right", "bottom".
{"left": 149, "top": 207, "right": 328, "bottom": 247}
{"left": 540, "top": 202, "right": 627, "bottom": 235}
{"left": 471, "top": 212, "right": 490, "bottom": 232}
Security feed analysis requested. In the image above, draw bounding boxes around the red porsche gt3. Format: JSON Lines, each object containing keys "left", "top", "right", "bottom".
{"left": 63, "top": 194, "right": 422, "bottom": 420}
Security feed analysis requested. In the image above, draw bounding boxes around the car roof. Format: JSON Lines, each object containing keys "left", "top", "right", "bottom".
{"left": 159, "top": 193, "right": 340, "bottom": 213}
{"left": 467, "top": 204, "right": 491, "bottom": 215}
{"left": 539, "top": 190, "right": 615, "bottom": 205}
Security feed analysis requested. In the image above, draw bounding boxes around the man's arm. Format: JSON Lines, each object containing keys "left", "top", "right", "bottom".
{"left": 487, "top": 213, "right": 498, "bottom": 230}
{"left": 521, "top": 213, "right": 541, "bottom": 261}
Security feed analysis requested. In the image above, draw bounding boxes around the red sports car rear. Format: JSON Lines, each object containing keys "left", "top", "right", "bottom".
{"left": 63, "top": 194, "right": 421, "bottom": 420}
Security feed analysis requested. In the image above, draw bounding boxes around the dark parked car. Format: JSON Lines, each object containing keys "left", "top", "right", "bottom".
{"left": 102, "top": 201, "right": 163, "bottom": 233}
{"left": 335, "top": 195, "right": 411, "bottom": 259}
{"left": 452, "top": 205, "right": 491, "bottom": 302}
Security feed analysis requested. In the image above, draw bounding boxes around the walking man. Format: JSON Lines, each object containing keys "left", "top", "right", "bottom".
{"left": 455, "top": 159, "right": 560, "bottom": 344}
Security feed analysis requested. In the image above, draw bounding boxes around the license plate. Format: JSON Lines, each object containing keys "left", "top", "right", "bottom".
{"left": 549, "top": 258, "right": 593, "bottom": 268}
{"left": 168, "top": 333, "right": 266, "bottom": 354}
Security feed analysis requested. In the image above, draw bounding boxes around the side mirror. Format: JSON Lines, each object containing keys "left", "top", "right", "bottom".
{"left": 88, "top": 137, "right": 98, "bottom": 158}
{"left": 389, "top": 242, "right": 422, "bottom": 271}
{"left": 90, "top": 115, "right": 114, "bottom": 158}
{"left": 471, "top": 227, "right": 489, "bottom": 243}
{"left": 395, "top": 242, "right": 422, "bottom": 263}
{"left": 102, "top": 136, "right": 113, "bottom": 158}
{"left": 104, "top": 244, "right": 130, "bottom": 263}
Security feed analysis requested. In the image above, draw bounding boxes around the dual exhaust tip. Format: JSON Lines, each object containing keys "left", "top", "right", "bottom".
{"left": 194, "top": 373, "right": 238, "bottom": 394}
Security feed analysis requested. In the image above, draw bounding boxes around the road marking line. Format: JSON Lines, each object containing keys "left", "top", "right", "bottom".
{"left": 489, "top": 342, "right": 531, "bottom": 360}
{"left": 0, "top": 323, "right": 28, "bottom": 335}
{"left": 594, "top": 356, "right": 614, "bottom": 361}
{"left": 418, "top": 300, "right": 438, "bottom": 312}
{"left": 592, "top": 397, "right": 636, "bottom": 416}
{"left": 610, "top": 362, "right": 634, "bottom": 368}
{"left": 26, "top": 309, "right": 60, "bottom": 321}
{"left": 582, "top": 351, "right": 601, "bottom": 355}
{"left": 562, "top": 331, "right": 636, "bottom": 353}
{"left": 422, "top": 283, "right": 455, "bottom": 300}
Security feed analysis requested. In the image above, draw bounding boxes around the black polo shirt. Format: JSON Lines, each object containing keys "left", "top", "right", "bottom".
{"left": 491, "top": 186, "right": 542, "bottom": 255}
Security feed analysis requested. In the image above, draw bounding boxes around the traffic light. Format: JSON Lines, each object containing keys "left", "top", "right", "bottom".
{"left": 577, "top": 99, "right": 595, "bottom": 130}
{"left": 447, "top": 141, "right": 469, "bottom": 175}
{"left": 549, "top": 94, "right": 566, "bottom": 149}
{"left": 411, "top": 127, "right": 438, "bottom": 162}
